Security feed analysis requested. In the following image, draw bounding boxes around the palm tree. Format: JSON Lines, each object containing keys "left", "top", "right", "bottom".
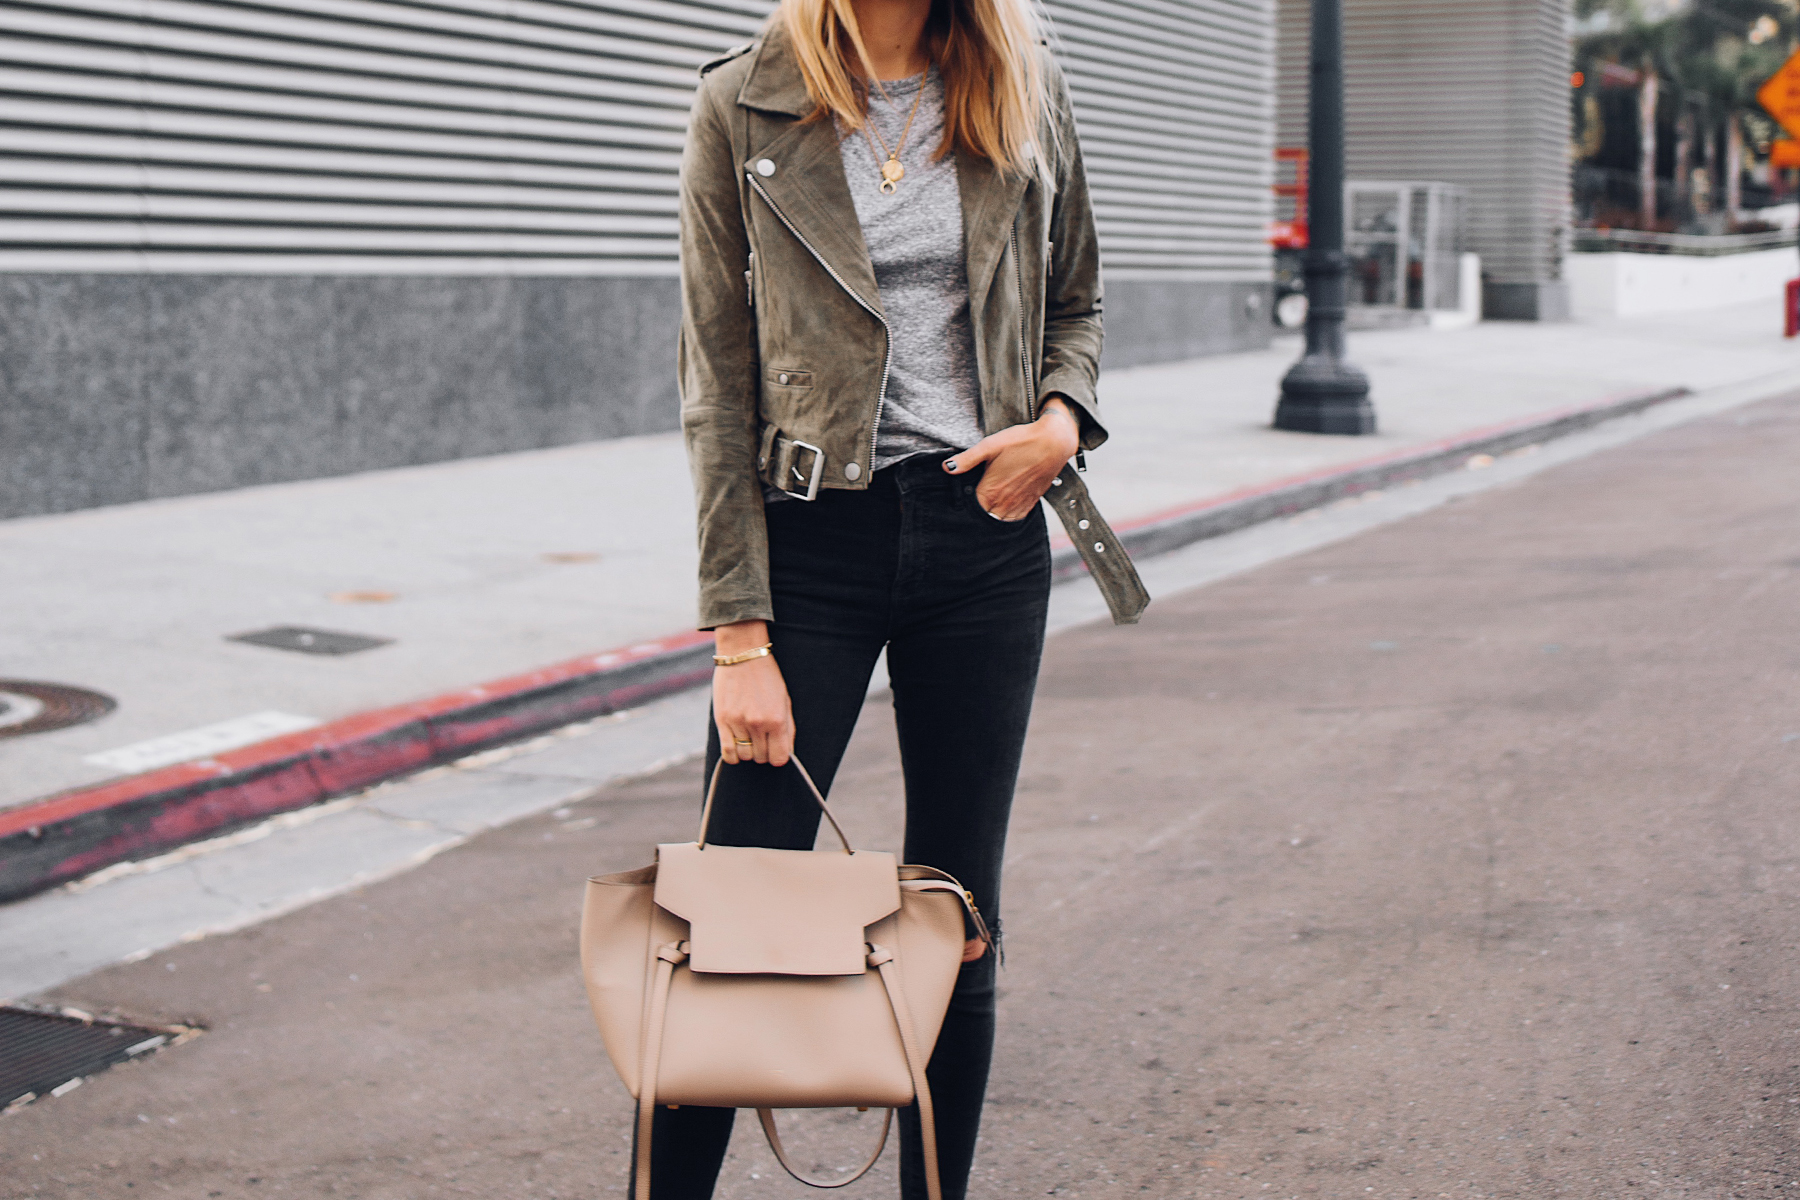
{"left": 1575, "top": 0, "right": 1795, "bottom": 228}
{"left": 1664, "top": 0, "right": 1795, "bottom": 219}
{"left": 1577, "top": 1, "right": 1682, "bottom": 226}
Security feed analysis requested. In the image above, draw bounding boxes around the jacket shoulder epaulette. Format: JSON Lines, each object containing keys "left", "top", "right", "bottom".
{"left": 698, "top": 41, "right": 756, "bottom": 78}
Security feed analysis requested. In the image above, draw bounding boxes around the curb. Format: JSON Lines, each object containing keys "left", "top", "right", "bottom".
{"left": 1050, "top": 385, "right": 1689, "bottom": 579}
{"left": 0, "top": 384, "right": 1689, "bottom": 904}
{"left": 0, "top": 633, "right": 713, "bottom": 904}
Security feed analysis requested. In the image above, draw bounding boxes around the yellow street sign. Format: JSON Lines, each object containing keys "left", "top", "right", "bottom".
{"left": 1759, "top": 50, "right": 1800, "bottom": 139}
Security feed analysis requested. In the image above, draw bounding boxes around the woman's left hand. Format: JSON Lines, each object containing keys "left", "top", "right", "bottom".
{"left": 943, "top": 396, "right": 1082, "bottom": 521}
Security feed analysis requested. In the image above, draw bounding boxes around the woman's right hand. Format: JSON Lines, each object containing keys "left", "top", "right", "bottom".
{"left": 712, "top": 620, "right": 795, "bottom": 766}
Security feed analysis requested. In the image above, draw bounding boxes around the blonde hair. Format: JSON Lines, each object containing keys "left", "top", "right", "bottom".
{"left": 778, "top": 0, "right": 1053, "bottom": 178}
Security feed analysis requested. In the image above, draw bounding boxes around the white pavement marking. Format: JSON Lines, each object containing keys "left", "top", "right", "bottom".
{"left": 0, "top": 689, "right": 710, "bottom": 1001}
{"left": 82, "top": 711, "right": 322, "bottom": 774}
{"left": 2, "top": 368, "right": 1793, "bottom": 1003}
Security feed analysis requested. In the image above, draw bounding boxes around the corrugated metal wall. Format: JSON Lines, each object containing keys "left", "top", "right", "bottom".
{"left": 1052, "top": 0, "right": 1274, "bottom": 282}
{"left": 1276, "top": 0, "right": 1572, "bottom": 287}
{"left": 0, "top": 0, "right": 763, "bottom": 274}
{"left": 0, "top": 0, "right": 1271, "bottom": 281}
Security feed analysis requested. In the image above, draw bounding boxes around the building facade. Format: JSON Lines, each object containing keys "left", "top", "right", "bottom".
{"left": 1276, "top": 0, "right": 1574, "bottom": 321}
{"left": 1, "top": 0, "right": 1274, "bottom": 519}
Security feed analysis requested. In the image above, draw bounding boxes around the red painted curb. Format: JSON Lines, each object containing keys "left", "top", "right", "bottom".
{"left": 1151, "top": 391, "right": 1662, "bottom": 526}
{"left": 0, "top": 631, "right": 712, "bottom": 903}
{"left": 1046, "top": 386, "right": 1689, "bottom": 565}
{"left": 0, "top": 384, "right": 1693, "bottom": 904}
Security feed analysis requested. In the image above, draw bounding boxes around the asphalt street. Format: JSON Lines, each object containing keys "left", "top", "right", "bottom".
{"left": 5, "top": 390, "right": 1800, "bottom": 1200}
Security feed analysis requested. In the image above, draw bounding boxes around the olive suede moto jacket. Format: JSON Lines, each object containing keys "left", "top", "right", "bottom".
{"left": 678, "top": 25, "right": 1149, "bottom": 630}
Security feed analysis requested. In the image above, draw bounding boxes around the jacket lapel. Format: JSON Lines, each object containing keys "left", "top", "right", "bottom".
{"left": 742, "top": 120, "right": 883, "bottom": 317}
{"left": 736, "top": 27, "right": 882, "bottom": 317}
{"left": 957, "top": 148, "right": 1031, "bottom": 319}
{"left": 731, "top": 25, "right": 1032, "bottom": 322}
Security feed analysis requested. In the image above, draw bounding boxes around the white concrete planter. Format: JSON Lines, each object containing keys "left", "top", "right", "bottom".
{"left": 1430, "top": 253, "right": 1484, "bottom": 329}
{"left": 1568, "top": 247, "right": 1800, "bottom": 319}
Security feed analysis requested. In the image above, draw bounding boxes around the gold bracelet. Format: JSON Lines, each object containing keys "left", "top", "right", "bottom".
{"left": 713, "top": 642, "right": 773, "bottom": 667}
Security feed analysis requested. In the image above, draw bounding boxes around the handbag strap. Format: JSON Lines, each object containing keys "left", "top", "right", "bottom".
{"left": 867, "top": 943, "right": 944, "bottom": 1200}
{"left": 633, "top": 940, "right": 689, "bottom": 1200}
{"left": 696, "top": 753, "right": 855, "bottom": 854}
{"left": 630, "top": 939, "right": 943, "bottom": 1200}
{"left": 755, "top": 1107, "right": 892, "bottom": 1188}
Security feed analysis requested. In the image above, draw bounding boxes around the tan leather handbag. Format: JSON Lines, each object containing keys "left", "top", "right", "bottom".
{"left": 580, "top": 757, "right": 991, "bottom": 1200}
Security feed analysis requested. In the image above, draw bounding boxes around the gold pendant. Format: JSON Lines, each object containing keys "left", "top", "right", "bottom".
{"left": 880, "top": 157, "right": 904, "bottom": 194}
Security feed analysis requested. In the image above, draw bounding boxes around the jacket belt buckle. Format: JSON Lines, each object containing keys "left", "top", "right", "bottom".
{"left": 781, "top": 439, "right": 825, "bottom": 502}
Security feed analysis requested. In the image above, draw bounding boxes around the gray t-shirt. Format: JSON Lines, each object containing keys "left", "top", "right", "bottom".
{"left": 839, "top": 69, "right": 983, "bottom": 471}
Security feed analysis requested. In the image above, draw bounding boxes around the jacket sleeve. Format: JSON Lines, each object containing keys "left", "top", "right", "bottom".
{"left": 678, "top": 75, "right": 771, "bottom": 630}
{"left": 1038, "top": 56, "right": 1108, "bottom": 453}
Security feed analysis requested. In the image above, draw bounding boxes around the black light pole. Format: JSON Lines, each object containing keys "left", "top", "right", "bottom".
{"left": 1275, "top": 0, "right": 1374, "bottom": 434}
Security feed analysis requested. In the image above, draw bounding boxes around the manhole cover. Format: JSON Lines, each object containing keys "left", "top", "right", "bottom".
{"left": 0, "top": 1005, "right": 194, "bottom": 1110}
{"left": 0, "top": 681, "right": 117, "bottom": 741}
{"left": 228, "top": 626, "right": 393, "bottom": 656}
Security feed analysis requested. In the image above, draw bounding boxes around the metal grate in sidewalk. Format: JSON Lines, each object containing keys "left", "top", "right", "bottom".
{"left": 0, "top": 681, "right": 117, "bottom": 741}
{"left": 0, "top": 1005, "right": 195, "bottom": 1111}
{"left": 228, "top": 626, "right": 393, "bottom": 656}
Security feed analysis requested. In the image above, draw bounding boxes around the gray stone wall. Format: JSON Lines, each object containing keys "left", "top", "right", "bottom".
{"left": 1482, "top": 280, "right": 1572, "bottom": 323}
{"left": 1, "top": 274, "right": 683, "bottom": 519}
{"left": 1102, "top": 281, "right": 1272, "bottom": 370}
{"left": 0, "top": 273, "right": 1265, "bottom": 520}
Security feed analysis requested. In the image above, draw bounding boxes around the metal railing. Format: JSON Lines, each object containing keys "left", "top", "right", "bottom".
{"left": 1571, "top": 227, "right": 1799, "bottom": 256}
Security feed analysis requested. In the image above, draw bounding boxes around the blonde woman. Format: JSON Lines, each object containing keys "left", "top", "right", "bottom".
{"left": 668, "top": 0, "right": 1144, "bottom": 1193}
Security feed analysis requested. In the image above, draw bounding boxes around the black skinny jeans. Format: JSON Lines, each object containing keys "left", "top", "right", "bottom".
{"left": 643, "top": 451, "right": 1050, "bottom": 1200}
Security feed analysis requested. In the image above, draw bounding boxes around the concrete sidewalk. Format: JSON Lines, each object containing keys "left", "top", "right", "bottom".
{"left": 2, "top": 302, "right": 1794, "bottom": 819}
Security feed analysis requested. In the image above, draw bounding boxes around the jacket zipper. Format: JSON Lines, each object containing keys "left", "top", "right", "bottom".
{"left": 1010, "top": 221, "right": 1036, "bottom": 420}
{"left": 746, "top": 173, "right": 891, "bottom": 477}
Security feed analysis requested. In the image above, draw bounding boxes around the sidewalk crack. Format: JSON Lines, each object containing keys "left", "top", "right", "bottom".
{"left": 358, "top": 801, "right": 465, "bottom": 839}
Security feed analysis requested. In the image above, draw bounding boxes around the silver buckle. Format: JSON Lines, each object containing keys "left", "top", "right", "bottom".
{"left": 781, "top": 439, "right": 825, "bottom": 501}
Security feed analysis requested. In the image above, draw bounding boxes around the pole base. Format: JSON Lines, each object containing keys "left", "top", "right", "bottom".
{"left": 1273, "top": 395, "right": 1377, "bottom": 435}
{"left": 1275, "top": 354, "right": 1376, "bottom": 435}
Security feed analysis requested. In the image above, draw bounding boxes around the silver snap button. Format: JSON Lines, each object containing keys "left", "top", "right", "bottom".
{"left": 777, "top": 372, "right": 788, "bottom": 384}
{"left": 844, "top": 462, "right": 862, "bottom": 480}
{"left": 1078, "top": 519, "right": 1090, "bottom": 530}
{"left": 1051, "top": 477, "right": 1063, "bottom": 487}
{"left": 755, "top": 158, "right": 775, "bottom": 177}
{"left": 758, "top": 456, "right": 767, "bottom": 468}
{"left": 1093, "top": 542, "right": 1106, "bottom": 553}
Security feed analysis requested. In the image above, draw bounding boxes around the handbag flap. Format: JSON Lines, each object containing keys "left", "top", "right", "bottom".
{"left": 654, "top": 842, "right": 901, "bottom": 975}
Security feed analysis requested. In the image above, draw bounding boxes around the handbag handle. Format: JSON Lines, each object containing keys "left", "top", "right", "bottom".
{"left": 696, "top": 753, "right": 855, "bottom": 855}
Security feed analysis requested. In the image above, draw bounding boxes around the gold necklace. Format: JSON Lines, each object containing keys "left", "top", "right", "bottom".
{"left": 861, "top": 73, "right": 927, "bottom": 195}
